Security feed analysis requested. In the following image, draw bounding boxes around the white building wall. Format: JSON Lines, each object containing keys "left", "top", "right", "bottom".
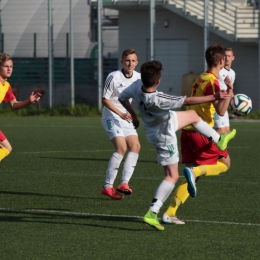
{"left": 1, "top": 0, "right": 118, "bottom": 58}
{"left": 118, "top": 8, "right": 259, "bottom": 109}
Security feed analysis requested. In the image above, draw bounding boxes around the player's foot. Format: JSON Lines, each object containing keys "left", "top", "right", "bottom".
{"left": 101, "top": 186, "right": 124, "bottom": 200}
{"left": 183, "top": 167, "right": 197, "bottom": 198}
{"left": 161, "top": 213, "right": 185, "bottom": 225}
{"left": 116, "top": 183, "right": 133, "bottom": 195}
{"left": 143, "top": 210, "right": 164, "bottom": 231}
{"left": 216, "top": 129, "right": 236, "bottom": 151}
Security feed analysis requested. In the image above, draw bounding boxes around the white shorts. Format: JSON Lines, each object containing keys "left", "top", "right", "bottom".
{"left": 101, "top": 118, "right": 138, "bottom": 140}
{"left": 214, "top": 111, "right": 230, "bottom": 129}
{"left": 145, "top": 111, "right": 179, "bottom": 166}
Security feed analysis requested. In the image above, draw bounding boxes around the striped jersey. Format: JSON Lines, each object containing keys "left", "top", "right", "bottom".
{"left": 184, "top": 71, "right": 220, "bottom": 130}
{"left": 218, "top": 67, "right": 235, "bottom": 90}
{"left": 102, "top": 69, "right": 140, "bottom": 120}
{"left": 118, "top": 79, "right": 185, "bottom": 130}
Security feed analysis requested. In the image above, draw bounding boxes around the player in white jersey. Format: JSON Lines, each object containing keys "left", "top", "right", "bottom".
{"left": 118, "top": 60, "right": 235, "bottom": 231}
{"left": 214, "top": 48, "right": 235, "bottom": 134}
{"left": 101, "top": 49, "right": 141, "bottom": 200}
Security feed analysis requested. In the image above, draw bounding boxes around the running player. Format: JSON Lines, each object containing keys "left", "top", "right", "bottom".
{"left": 101, "top": 49, "right": 141, "bottom": 200}
{"left": 118, "top": 60, "right": 235, "bottom": 231}
{"left": 0, "top": 52, "right": 41, "bottom": 163}
{"left": 163, "top": 43, "right": 235, "bottom": 225}
{"left": 214, "top": 47, "right": 236, "bottom": 134}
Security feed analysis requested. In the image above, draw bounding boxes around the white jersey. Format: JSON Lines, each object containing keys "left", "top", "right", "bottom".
{"left": 119, "top": 79, "right": 185, "bottom": 132}
{"left": 218, "top": 67, "right": 236, "bottom": 90}
{"left": 102, "top": 69, "right": 140, "bottom": 120}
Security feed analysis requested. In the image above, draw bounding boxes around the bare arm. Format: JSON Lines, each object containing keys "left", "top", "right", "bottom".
{"left": 102, "top": 98, "right": 132, "bottom": 122}
{"left": 183, "top": 91, "right": 231, "bottom": 106}
{"left": 214, "top": 88, "right": 233, "bottom": 116}
{"left": 10, "top": 92, "right": 41, "bottom": 110}
{"left": 119, "top": 99, "right": 139, "bottom": 129}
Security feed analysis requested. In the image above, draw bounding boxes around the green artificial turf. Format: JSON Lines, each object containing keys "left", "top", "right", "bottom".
{"left": 0, "top": 117, "right": 260, "bottom": 259}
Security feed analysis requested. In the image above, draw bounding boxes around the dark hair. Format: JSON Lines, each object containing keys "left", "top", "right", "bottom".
{"left": 140, "top": 60, "right": 162, "bottom": 87}
{"left": 205, "top": 43, "right": 225, "bottom": 68}
{"left": 0, "top": 52, "right": 12, "bottom": 66}
{"left": 121, "top": 49, "right": 137, "bottom": 59}
{"left": 224, "top": 47, "right": 234, "bottom": 55}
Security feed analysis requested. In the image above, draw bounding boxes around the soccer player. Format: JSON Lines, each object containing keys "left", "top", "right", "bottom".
{"left": 101, "top": 49, "right": 141, "bottom": 200}
{"left": 118, "top": 60, "right": 235, "bottom": 231}
{"left": 214, "top": 47, "right": 236, "bottom": 134}
{"left": 163, "top": 43, "right": 235, "bottom": 225}
{"left": 0, "top": 52, "right": 41, "bottom": 162}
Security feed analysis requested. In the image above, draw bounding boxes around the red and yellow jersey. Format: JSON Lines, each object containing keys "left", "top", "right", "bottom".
{"left": 0, "top": 81, "right": 15, "bottom": 104}
{"left": 184, "top": 71, "right": 220, "bottom": 130}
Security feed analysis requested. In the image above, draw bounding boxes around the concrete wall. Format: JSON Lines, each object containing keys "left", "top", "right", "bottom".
{"left": 118, "top": 8, "right": 259, "bottom": 110}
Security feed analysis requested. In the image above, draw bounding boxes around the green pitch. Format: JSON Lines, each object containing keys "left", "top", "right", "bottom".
{"left": 0, "top": 117, "right": 259, "bottom": 259}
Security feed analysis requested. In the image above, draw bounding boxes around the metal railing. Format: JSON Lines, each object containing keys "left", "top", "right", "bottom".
{"left": 90, "top": 0, "right": 259, "bottom": 41}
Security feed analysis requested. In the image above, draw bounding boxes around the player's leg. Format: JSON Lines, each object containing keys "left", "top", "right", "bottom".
{"left": 101, "top": 119, "right": 126, "bottom": 200}
{"left": 144, "top": 163, "right": 178, "bottom": 231}
{"left": 176, "top": 110, "right": 236, "bottom": 150}
{"left": 144, "top": 123, "right": 179, "bottom": 231}
{"left": 0, "top": 131, "right": 12, "bottom": 161}
{"left": 116, "top": 122, "right": 141, "bottom": 195}
{"left": 214, "top": 111, "right": 230, "bottom": 134}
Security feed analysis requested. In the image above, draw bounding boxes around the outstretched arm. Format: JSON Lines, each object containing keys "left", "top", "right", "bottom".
{"left": 10, "top": 92, "right": 42, "bottom": 110}
{"left": 183, "top": 91, "right": 231, "bottom": 106}
{"left": 119, "top": 99, "right": 139, "bottom": 129}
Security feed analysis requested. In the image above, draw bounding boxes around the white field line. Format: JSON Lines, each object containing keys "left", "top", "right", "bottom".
{"left": 0, "top": 207, "right": 259, "bottom": 227}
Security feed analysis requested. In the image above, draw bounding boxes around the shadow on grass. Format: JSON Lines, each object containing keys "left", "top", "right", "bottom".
{"left": 39, "top": 156, "right": 157, "bottom": 164}
{"left": 0, "top": 208, "right": 158, "bottom": 232}
{"left": 0, "top": 190, "right": 86, "bottom": 199}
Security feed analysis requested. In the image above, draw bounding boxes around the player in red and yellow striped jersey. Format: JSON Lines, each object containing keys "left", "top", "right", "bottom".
{"left": 163, "top": 43, "right": 235, "bottom": 224}
{"left": 0, "top": 52, "right": 41, "bottom": 163}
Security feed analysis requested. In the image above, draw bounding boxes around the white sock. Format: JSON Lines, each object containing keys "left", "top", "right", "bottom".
{"left": 104, "top": 152, "right": 123, "bottom": 189}
{"left": 121, "top": 152, "right": 139, "bottom": 184}
{"left": 149, "top": 180, "right": 175, "bottom": 214}
{"left": 193, "top": 118, "right": 220, "bottom": 143}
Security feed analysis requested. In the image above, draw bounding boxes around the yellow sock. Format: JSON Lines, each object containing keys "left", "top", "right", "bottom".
{"left": 193, "top": 161, "right": 228, "bottom": 177}
{"left": 165, "top": 179, "right": 189, "bottom": 217}
{"left": 0, "top": 147, "right": 10, "bottom": 161}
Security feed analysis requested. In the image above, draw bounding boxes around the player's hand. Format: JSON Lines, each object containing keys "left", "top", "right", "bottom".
{"left": 224, "top": 76, "right": 233, "bottom": 89}
{"left": 214, "top": 90, "right": 231, "bottom": 100}
{"left": 121, "top": 112, "right": 132, "bottom": 123}
{"left": 30, "top": 92, "right": 42, "bottom": 103}
{"left": 132, "top": 115, "right": 140, "bottom": 129}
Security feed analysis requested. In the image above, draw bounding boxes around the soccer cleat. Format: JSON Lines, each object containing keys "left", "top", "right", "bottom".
{"left": 101, "top": 187, "right": 124, "bottom": 200}
{"left": 116, "top": 183, "right": 133, "bottom": 195}
{"left": 162, "top": 213, "right": 185, "bottom": 225}
{"left": 216, "top": 129, "right": 236, "bottom": 151}
{"left": 143, "top": 210, "right": 165, "bottom": 231}
{"left": 183, "top": 167, "right": 197, "bottom": 198}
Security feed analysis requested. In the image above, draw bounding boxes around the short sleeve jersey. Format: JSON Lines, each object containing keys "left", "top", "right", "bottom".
{"left": 184, "top": 71, "right": 220, "bottom": 130}
{"left": 102, "top": 69, "right": 141, "bottom": 120}
{"left": 0, "top": 81, "right": 15, "bottom": 103}
{"left": 118, "top": 79, "right": 185, "bottom": 130}
{"left": 218, "top": 67, "right": 235, "bottom": 90}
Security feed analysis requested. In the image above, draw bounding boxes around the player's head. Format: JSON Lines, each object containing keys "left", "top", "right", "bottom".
{"left": 0, "top": 52, "right": 13, "bottom": 79}
{"left": 141, "top": 60, "right": 162, "bottom": 88}
{"left": 205, "top": 43, "right": 225, "bottom": 69}
{"left": 224, "top": 47, "right": 235, "bottom": 68}
{"left": 121, "top": 49, "right": 138, "bottom": 76}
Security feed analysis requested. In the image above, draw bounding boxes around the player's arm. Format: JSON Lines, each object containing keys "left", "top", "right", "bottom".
{"left": 118, "top": 87, "right": 139, "bottom": 128}
{"left": 183, "top": 91, "right": 230, "bottom": 106}
{"left": 214, "top": 87, "right": 234, "bottom": 116}
{"left": 10, "top": 92, "right": 41, "bottom": 110}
